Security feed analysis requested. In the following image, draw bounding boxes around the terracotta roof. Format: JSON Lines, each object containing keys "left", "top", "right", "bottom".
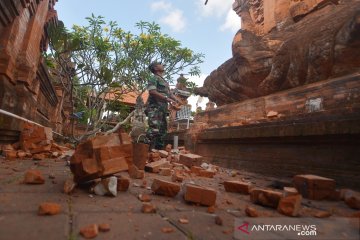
{"left": 102, "top": 90, "right": 149, "bottom": 106}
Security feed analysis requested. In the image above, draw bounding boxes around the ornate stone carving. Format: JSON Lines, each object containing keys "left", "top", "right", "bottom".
{"left": 196, "top": 0, "right": 360, "bottom": 106}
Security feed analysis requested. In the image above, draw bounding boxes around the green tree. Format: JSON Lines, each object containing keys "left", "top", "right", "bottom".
{"left": 47, "top": 15, "right": 204, "bottom": 141}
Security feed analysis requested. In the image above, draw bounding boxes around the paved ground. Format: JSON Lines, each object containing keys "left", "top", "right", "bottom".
{"left": 0, "top": 156, "right": 358, "bottom": 240}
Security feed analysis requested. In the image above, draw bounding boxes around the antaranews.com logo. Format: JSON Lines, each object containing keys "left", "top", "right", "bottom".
{"left": 237, "top": 221, "right": 317, "bottom": 236}
{"left": 234, "top": 218, "right": 359, "bottom": 240}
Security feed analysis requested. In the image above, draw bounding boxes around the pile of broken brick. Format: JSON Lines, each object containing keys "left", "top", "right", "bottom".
{"left": 1, "top": 122, "right": 71, "bottom": 161}
{"left": 1, "top": 123, "right": 360, "bottom": 238}
{"left": 66, "top": 131, "right": 221, "bottom": 207}
{"left": 65, "top": 131, "right": 360, "bottom": 218}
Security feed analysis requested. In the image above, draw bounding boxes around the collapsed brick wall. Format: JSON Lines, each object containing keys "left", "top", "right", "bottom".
{"left": 0, "top": 0, "right": 70, "bottom": 135}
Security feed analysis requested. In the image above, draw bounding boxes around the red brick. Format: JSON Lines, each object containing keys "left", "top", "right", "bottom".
{"left": 98, "top": 223, "right": 110, "bottom": 232}
{"left": 277, "top": 195, "right": 302, "bottom": 217}
{"left": 132, "top": 143, "right": 149, "bottom": 170}
{"left": 158, "top": 150, "right": 168, "bottom": 158}
{"left": 145, "top": 159, "right": 171, "bottom": 173}
{"left": 171, "top": 172, "right": 185, "bottom": 182}
{"left": 70, "top": 134, "right": 132, "bottom": 183}
{"left": 128, "top": 165, "right": 145, "bottom": 179}
{"left": 88, "top": 133, "right": 121, "bottom": 148}
{"left": 38, "top": 202, "right": 61, "bottom": 215}
{"left": 138, "top": 194, "right": 151, "bottom": 202}
{"left": 151, "top": 179, "right": 181, "bottom": 197}
{"left": 161, "top": 227, "right": 174, "bottom": 233}
{"left": 30, "top": 144, "right": 51, "bottom": 154}
{"left": 63, "top": 178, "right": 76, "bottom": 194}
{"left": 32, "top": 153, "right": 47, "bottom": 160}
{"left": 191, "top": 166, "right": 203, "bottom": 176}
{"left": 24, "top": 169, "right": 45, "bottom": 184}
{"left": 224, "top": 180, "right": 252, "bottom": 194}
{"left": 245, "top": 206, "right": 259, "bottom": 217}
{"left": 184, "top": 184, "right": 217, "bottom": 206}
{"left": 250, "top": 188, "right": 283, "bottom": 208}
{"left": 207, "top": 206, "right": 216, "bottom": 213}
{"left": 17, "top": 151, "right": 27, "bottom": 158}
{"left": 293, "top": 174, "right": 336, "bottom": 200}
{"left": 199, "top": 170, "right": 216, "bottom": 178}
{"left": 314, "top": 211, "right": 332, "bottom": 218}
{"left": 119, "top": 132, "right": 131, "bottom": 144}
{"left": 344, "top": 190, "right": 360, "bottom": 210}
{"left": 116, "top": 176, "right": 130, "bottom": 192}
{"left": 179, "top": 153, "right": 203, "bottom": 167}
{"left": 3, "top": 150, "right": 17, "bottom": 159}
{"left": 141, "top": 203, "right": 156, "bottom": 213}
{"left": 284, "top": 187, "right": 299, "bottom": 197}
{"left": 159, "top": 168, "right": 172, "bottom": 176}
{"left": 80, "top": 224, "right": 99, "bottom": 239}
{"left": 149, "top": 152, "right": 161, "bottom": 162}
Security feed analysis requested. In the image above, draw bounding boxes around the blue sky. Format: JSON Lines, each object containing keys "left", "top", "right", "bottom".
{"left": 56, "top": 0, "right": 241, "bottom": 109}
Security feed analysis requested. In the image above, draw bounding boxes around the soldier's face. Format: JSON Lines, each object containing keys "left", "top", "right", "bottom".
{"left": 155, "top": 65, "right": 165, "bottom": 75}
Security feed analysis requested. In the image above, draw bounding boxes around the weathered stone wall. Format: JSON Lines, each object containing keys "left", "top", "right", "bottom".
{"left": 196, "top": 0, "right": 360, "bottom": 106}
{"left": 185, "top": 73, "right": 360, "bottom": 189}
{"left": 0, "top": 0, "right": 70, "bottom": 134}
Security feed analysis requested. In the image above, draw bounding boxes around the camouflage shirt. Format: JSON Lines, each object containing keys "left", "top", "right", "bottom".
{"left": 147, "top": 75, "right": 171, "bottom": 106}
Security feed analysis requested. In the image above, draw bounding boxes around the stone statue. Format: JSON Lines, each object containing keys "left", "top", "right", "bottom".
{"left": 195, "top": 0, "right": 360, "bottom": 106}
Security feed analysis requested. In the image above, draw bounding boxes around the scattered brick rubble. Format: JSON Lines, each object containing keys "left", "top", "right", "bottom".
{"left": 38, "top": 202, "right": 61, "bottom": 216}
{"left": 1, "top": 123, "right": 360, "bottom": 235}
{"left": 1, "top": 122, "right": 71, "bottom": 162}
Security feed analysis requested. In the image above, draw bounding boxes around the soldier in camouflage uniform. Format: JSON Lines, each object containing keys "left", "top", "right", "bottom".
{"left": 146, "top": 62, "right": 179, "bottom": 150}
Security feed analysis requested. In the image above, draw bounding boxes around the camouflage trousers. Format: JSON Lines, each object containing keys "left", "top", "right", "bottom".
{"left": 146, "top": 103, "right": 168, "bottom": 150}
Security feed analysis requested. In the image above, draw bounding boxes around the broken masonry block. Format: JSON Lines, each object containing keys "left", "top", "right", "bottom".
{"left": 24, "top": 169, "right": 45, "bottom": 184}
{"left": 250, "top": 188, "right": 283, "bottom": 208}
{"left": 98, "top": 223, "right": 110, "bottom": 232}
{"left": 116, "top": 176, "right": 130, "bottom": 192}
{"left": 198, "top": 169, "right": 216, "bottom": 178}
{"left": 38, "top": 202, "right": 61, "bottom": 215}
{"left": 141, "top": 203, "right": 156, "bottom": 213}
{"left": 80, "top": 224, "right": 99, "bottom": 239}
{"left": 63, "top": 178, "right": 76, "bottom": 194}
{"left": 245, "top": 206, "right": 259, "bottom": 217}
{"left": 70, "top": 133, "right": 133, "bottom": 183}
{"left": 151, "top": 178, "right": 181, "bottom": 197}
{"left": 190, "top": 166, "right": 202, "bottom": 175}
{"left": 158, "top": 150, "right": 168, "bottom": 158}
{"left": 138, "top": 194, "right": 151, "bottom": 202}
{"left": 145, "top": 159, "right": 171, "bottom": 173}
{"left": 159, "top": 167, "right": 172, "bottom": 176}
{"left": 277, "top": 195, "right": 302, "bottom": 217}
{"left": 179, "top": 153, "right": 203, "bottom": 167}
{"left": 293, "top": 174, "right": 336, "bottom": 200}
{"left": 171, "top": 172, "right": 185, "bottom": 182}
{"left": 283, "top": 187, "right": 299, "bottom": 197}
{"left": 184, "top": 184, "right": 217, "bottom": 206}
{"left": 148, "top": 152, "right": 161, "bottom": 162}
{"left": 343, "top": 190, "right": 360, "bottom": 209}
{"left": 128, "top": 164, "right": 145, "bottom": 179}
{"left": 132, "top": 143, "right": 149, "bottom": 170}
{"left": 224, "top": 180, "right": 252, "bottom": 194}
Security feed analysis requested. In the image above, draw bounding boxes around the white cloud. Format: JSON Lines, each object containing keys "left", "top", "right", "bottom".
{"left": 150, "top": 1, "right": 187, "bottom": 33}
{"left": 150, "top": 1, "right": 171, "bottom": 11}
{"left": 220, "top": 9, "right": 241, "bottom": 33}
{"left": 196, "top": 0, "right": 233, "bottom": 18}
{"left": 196, "top": 0, "right": 240, "bottom": 33}
{"left": 160, "top": 9, "right": 186, "bottom": 33}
